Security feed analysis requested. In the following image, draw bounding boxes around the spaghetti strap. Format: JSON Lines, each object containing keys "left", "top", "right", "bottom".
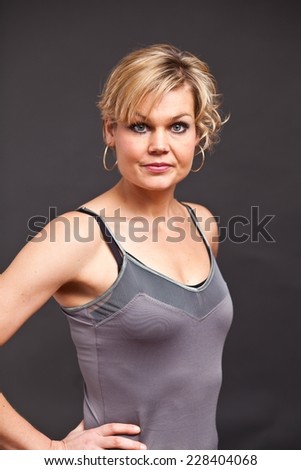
{"left": 76, "top": 207, "right": 123, "bottom": 271}
{"left": 180, "top": 202, "right": 212, "bottom": 253}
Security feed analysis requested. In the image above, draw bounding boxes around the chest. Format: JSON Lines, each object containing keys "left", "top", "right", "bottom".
{"left": 109, "top": 217, "right": 211, "bottom": 285}
{"left": 55, "top": 214, "right": 211, "bottom": 308}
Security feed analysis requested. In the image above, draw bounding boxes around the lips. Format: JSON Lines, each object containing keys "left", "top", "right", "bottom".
{"left": 143, "top": 162, "right": 172, "bottom": 167}
{"left": 142, "top": 162, "right": 172, "bottom": 173}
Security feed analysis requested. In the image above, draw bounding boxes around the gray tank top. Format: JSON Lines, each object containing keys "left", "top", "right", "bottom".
{"left": 60, "top": 204, "right": 233, "bottom": 449}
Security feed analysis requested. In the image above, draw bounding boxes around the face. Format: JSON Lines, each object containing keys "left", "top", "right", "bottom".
{"left": 104, "top": 84, "right": 199, "bottom": 192}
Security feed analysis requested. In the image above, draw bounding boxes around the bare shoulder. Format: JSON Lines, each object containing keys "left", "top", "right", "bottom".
{"left": 5, "top": 209, "right": 103, "bottom": 286}
{"left": 0, "top": 210, "right": 104, "bottom": 345}
{"left": 183, "top": 202, "right": 219, "bottom": 257}
{"left": 30, "top": 209, "right": 99, "bottom": 247}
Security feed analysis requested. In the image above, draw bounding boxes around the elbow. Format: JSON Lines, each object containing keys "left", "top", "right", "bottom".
{"left": 0, "top": 329, "right": 13, "bottom": 347}
{"left": 0, "top": 337, "right": 7, "bottom": 347}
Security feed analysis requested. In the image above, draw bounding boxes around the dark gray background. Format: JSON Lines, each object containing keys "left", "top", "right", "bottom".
{"left": 1, "top": 0, "right": 300, "bottom": 449}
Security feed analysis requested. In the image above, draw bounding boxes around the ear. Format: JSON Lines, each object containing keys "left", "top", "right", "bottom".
{"left": 194, "top": 137, "right": 201, "bottom": 150}
{"left": 194, "top": 126, "right": 202, "bottom": 147}
{"left": 103, "top": 120, "right": 116, "bottom": 146}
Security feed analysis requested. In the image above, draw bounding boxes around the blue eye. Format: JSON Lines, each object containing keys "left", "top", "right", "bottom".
{"left": 130, "top": 123, "right": 148, "bottom": 133}
{"left": 171, "top": 122, "right": 189, "bottom": 133}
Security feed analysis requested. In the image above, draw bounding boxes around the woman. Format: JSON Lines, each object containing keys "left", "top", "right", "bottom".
{"left": 0, "top": 44, "right": 232, "bottom": 450}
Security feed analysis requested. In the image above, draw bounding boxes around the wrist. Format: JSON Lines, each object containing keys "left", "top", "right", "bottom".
{"left": 50, "top": 439, "right": 67, "bottom": 450}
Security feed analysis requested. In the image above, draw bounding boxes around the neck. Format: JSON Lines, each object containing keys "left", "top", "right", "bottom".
{"left": 112, "top": 178, "right": 180, "bottom": 218}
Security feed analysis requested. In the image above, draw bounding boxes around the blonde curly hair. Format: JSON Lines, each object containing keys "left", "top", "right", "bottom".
{"left": 98, "top": 44, "right": 227, "bottom": 151}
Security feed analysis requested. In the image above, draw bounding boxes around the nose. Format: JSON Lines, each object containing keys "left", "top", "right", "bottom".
{"left": 148, "top": 129, "right": 170, "bottom": 155}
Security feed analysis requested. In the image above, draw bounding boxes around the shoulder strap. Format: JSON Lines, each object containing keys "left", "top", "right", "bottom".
{"left": 76, "top": 207, "right": 123, "bottom": 271}
{"left": 180, "top": 202, "right": 212, "bottom": 254}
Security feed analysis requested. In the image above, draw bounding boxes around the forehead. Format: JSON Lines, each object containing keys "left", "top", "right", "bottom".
{"left": 136, "top": 84, "right": 195, "bottom": 120}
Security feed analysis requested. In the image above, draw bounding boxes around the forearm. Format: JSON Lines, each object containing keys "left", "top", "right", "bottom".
{"left": 0, "top": 392, "right": 57, "bottom": 450}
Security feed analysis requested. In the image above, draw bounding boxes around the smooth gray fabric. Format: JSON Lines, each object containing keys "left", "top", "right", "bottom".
{"left": 61, "top": 206, "right": 233, "bottom": 449}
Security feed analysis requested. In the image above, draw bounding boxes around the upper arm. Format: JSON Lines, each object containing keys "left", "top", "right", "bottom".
{"left": 0, "top": 211, "right": 98, "bottom": 345}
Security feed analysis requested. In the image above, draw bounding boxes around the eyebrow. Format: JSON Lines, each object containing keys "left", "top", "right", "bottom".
{"left": 134, "top": 112, "right": 193, "bottom": 121}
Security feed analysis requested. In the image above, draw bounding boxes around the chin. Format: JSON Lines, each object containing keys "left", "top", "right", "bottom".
{"left": 121, "top": 170, "right": 188, "bottom": 192}
{"left": 137, "top": 177, "right": 179, "bottom": 192}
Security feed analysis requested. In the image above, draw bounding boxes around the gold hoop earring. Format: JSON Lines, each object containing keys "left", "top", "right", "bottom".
{"left": 103, "top": 145, "right": 117, "bottom": 171}
{"left": 191, "top": 145, "right": 205, "bottom": 173}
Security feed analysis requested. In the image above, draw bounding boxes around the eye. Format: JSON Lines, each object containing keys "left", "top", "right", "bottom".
{"left": 171, "top": 122, "right": 189, "bottom": 133}
{"left": 129, "top": 122, "right": 148, "bottom": 133}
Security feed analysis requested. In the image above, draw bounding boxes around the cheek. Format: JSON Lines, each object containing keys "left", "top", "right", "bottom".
{"left": 115, "top": 136, "right": 144, "bottom": 160}
{"left": 117, "top": 150, "right": 140, "bottom": 167}
{"left": 115, "top": 143, "right": 142, "bottom": 175}
{"left": 180, "top": 142, "right": 196, "bottom": 161}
